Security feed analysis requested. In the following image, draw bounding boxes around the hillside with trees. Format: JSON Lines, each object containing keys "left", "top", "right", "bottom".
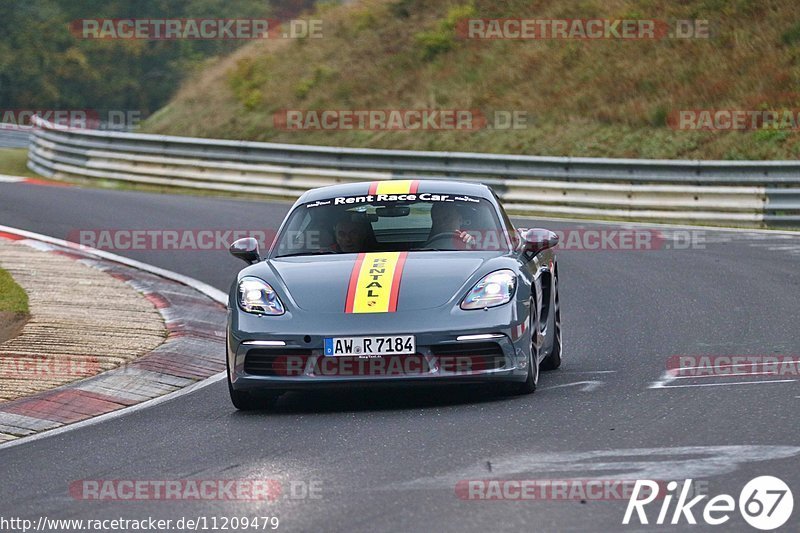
{"left": 0, "top": 0, "right": 316, "bottom": 117}
{"left": 143, "top": 0, "right": 800, "bottom": 159}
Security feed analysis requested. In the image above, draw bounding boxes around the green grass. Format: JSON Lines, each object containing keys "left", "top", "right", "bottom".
{"left": 142, "top": 0, "right": 800, "bottom": 160}
{"left": 0, "top": 149, "right": 38, "bottom": 178}
{"left": 0, "top": 267, "right": 29, "bottom": 314}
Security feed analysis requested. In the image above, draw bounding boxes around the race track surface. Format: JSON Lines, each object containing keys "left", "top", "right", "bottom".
{"left": 1, "top": 181, "right": 798, "bottom": 532}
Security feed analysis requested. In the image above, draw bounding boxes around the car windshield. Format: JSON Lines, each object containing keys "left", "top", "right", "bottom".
{"left": 273, "top": 193, "right": 510, "bottom": 257}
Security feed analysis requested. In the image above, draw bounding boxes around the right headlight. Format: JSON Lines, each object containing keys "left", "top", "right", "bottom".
{"left": 460, "top": 269, "right": 516, "bottom": 310}
{"left": 238, "top": 277, "right": 285, "bottom": 315}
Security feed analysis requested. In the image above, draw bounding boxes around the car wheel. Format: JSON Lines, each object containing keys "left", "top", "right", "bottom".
{"left": 540, "top": 275, "right": 562, "bottom": 371}
{"left": 509, "top": 301, "right": 540, "bottom": 395}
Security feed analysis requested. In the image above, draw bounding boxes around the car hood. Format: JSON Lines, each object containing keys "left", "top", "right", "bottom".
{"left": 265, "top": 252, "right": 503, "bottom": 313}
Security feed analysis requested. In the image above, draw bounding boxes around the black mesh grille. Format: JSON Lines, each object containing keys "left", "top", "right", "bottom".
{"left": 244, "top": 349, "right": 312, "bottom": 376}
{"left": 431, "top": 342, "right": 506, "bottom": 371}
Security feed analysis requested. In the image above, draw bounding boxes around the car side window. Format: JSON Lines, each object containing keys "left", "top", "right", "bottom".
{"left": 494, "top": 193, "right": 520, "bottom": 249}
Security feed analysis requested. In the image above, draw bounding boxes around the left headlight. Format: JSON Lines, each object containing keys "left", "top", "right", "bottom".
{"left": 238, "top": 277, "right": 285, "bottom": 315}
{"left": 460, "top": 269, "right": 516, "bottom": 310}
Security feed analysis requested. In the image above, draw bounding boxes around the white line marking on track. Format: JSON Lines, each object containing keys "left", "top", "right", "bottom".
{"left": 652, "top": 379, "right": 796, "bottom": 389}
{"left": 672, "top": 371, "right": 791, "bottom": 380}
{"left": 559, "top": 370, "right": 617, "bottom": 374}
{"left": 0, "top": 174, "right": 25, "bottom": 183}
{"left": 541, "top": 380, "right": 604, "bottom": 392}
{"left": 650, "top": 360, "right": 800, "bottom": 388}
{"left": 0, "top": 372, "right": 225, "bottom": 451}
{"left": 649, "top": 371, "right": 677, "bottom": 388}
{"left": 766, "top": 246, "right": 800, "bottom": 251}
{"left": 676, "top": 361, "right": 797, "bottom": 371}
{"left": 395, "top": 445, "right": 800, "bottom": 490}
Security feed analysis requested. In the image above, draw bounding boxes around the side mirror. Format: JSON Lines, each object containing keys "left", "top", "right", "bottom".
{"left": 521, "top": 228, "right": 559, "bottom": 254}
{"left": 229, "top": 237, "right": 260, "bottom": 264}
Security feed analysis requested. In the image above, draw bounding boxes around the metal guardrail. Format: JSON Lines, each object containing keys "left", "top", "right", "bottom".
{"left": 26, "top": 116, "right": 800, "bottom": 227}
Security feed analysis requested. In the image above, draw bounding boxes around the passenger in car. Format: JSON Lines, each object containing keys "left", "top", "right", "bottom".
{"left": 427, "top": 202, "right": 475, "bottom": 247}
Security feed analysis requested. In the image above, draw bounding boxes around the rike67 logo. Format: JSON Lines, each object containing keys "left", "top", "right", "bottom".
{"left": 624, "top": 476, "right": 794, "bottom": 530}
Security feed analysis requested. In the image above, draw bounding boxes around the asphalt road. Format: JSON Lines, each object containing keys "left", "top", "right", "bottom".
{"left": 1, "top": 181, "right": 799, "bottom": 532}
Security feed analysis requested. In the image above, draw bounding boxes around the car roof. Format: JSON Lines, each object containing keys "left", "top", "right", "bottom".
{"left": 296, "top": 179, "right": 496, "bottom": 204}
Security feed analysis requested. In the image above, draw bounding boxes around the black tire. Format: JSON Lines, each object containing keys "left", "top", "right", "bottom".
{"left": 228, "top": 377, "right": 282, "bottom": 410}
{"left": 227, "top": 351, "right": 282, "bottom": 410}
{"left": 540, "top": 275, "right": 562, "bottom": 371}
{"left": 509, "top": 301, "right": 540, "bottom": 395}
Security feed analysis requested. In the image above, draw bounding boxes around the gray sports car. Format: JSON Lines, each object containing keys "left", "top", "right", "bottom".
{"left": 226, "top": 179, "right": 561, "bottom": 409}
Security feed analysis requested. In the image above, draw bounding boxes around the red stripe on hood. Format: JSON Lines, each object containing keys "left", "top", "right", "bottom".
{"left": 387, "top": 252, "right": 408, "bottom": 312}
{"left": 344, "top": 253, "right": 366, "bottom": 313}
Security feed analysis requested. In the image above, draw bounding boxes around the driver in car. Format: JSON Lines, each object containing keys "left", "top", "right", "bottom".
{"left": 426, "top": 202, "right": 475, "bottom": 248}
{"left": 332, "top": 216, "right": 370, "bottom": 253}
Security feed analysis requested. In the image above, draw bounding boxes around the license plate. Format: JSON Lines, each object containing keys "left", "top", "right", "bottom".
{"left": 324, "top": 335, "right": 416, "bottom": 356}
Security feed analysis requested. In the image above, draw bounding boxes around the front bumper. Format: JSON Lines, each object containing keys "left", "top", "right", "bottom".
{"left": 227, "top": 307, "right": 531, "bottom": 391}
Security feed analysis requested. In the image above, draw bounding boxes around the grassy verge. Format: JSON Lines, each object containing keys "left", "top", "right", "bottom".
{"left": 0, "top": 267, "right": 29, "bottom": 315}
{"left": 0, "top": 149, "right": 38, "bottom": 178}
{"left": 0, "top": 265, "right": 29, "bottom": 343}
{"left": 143, "top": 0, "right": 800, "bottom": 160}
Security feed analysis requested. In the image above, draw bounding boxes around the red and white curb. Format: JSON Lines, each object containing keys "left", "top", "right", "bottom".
{"left": 0, "top": 225, "right": 228, "bottom": 448}
{"left": 0, "top": 174, "right": 72, "bottom": 187}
